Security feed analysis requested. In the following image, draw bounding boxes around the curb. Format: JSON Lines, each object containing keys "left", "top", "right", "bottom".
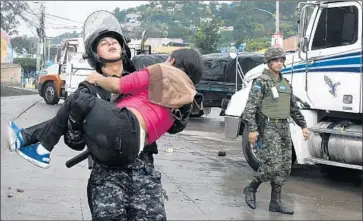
{"left": 7, "top": 86, "right": 38, "bottom": 92}
{"left": 12, "top": 99, "right": 43, "bottom": 121}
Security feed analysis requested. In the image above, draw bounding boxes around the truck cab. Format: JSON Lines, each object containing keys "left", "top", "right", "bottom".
{"left": 224, "top": 0, "right": 362, "bottom": 171}
{"left": 38, "top": 38, "right": 85, "bottom": 104}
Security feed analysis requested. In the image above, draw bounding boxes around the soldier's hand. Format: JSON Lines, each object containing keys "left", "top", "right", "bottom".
{"left": 248, "top": 132, "right": 258, "bottom": 144}
{"left": 302, "top": 128, "right": 310, "bottom": 140}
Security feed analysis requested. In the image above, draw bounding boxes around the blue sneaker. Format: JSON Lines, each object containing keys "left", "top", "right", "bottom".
{"left": 16, "top": 143, "right": 50, "bottom": 169}
{"left": 7, "top": 121, "right": 24, "bottom": 152}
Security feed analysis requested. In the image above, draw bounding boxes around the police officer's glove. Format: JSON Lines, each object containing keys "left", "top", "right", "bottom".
{"left": 70, "top": 93, "right": 96, "bottom": 123}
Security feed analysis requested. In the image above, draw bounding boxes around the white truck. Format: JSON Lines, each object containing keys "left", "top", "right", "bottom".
{"left": 38, "top": 38, "right": 85, "bottom": 104}
{"left": 224, "top": 0, "right": 362, "bottom": 171}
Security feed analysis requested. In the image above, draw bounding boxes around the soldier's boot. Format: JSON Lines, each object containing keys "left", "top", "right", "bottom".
{"left": 269, "top": 185, "right": 294, "bottom": 215}
{"left": 243, "top": 179, "right": 261, "bottom": 209}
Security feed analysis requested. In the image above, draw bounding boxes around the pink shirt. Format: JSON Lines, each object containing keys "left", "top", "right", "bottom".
{"left": 115, "top": 69, "right": 175, "bottom": 144}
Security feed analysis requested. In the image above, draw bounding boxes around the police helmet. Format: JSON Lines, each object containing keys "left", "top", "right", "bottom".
{"left": 82, "top": 10, "right": 135, "bottom": 73}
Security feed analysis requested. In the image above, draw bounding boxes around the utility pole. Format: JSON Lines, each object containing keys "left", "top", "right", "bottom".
{"left": 41, "top": 2, "right": 46, "bottom": 68}
{"left": 36, "top": 1, "right": 45, "bottom": 72}
{"left": 276, "top": 0, "right": 279, "bottom": 34}
{"left": 47, "top": 38, "right": 51, "bottom": 63}
{"left": 36, "top": 36, "right": 41, "bottom": 72}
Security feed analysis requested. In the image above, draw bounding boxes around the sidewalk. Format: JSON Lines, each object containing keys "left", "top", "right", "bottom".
{"left": 1, "top": 86, "right": 38, "bottom": 97}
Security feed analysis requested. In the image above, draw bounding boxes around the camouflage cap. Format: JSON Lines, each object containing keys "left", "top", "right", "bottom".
{"left": 264, "top": 47, "right": 286, "bottom": 63}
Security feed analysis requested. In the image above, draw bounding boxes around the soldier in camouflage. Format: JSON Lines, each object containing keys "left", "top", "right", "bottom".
{"left": 242, "top": 47, "right": 310, "bottom": 215}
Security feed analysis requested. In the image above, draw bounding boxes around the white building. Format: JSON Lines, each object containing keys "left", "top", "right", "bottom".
{"left": 122, "top": 13, "right": 142, "bottom": 32}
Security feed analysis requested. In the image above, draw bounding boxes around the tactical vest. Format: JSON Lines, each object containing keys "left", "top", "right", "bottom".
{"left": 259, "top": 73, "right": 291, "bottom": 119}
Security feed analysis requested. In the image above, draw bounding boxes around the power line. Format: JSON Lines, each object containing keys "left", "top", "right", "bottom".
{"left": 21, "top": 15, "right": 40, "bottom": 29}
{"left": 22, "top": 11, "right": 41, "bottom": 26}
{"left": 49, "top": 26, "right": 82, "bottom": 30}
{"left": 46, "top": 21, "right": 68, "bottom": 26}
{"left": 25, "top": 3, "right": 40, "bottom": 19}
{"left": 45, "top": 13, "right": 83, "bottom": 24}
{"left": 23, "top": 20, "right": 39, "bottom": 37}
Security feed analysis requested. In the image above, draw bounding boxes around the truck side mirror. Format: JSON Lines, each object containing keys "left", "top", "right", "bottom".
{"left": 303, "top": 37, "right": 308, "bottom": 53}
{"left": 299, "top": 37, "right": 309, "bottom": 53}
{"left": 298, "top": 37, "right": 309, "bottom": 61}
{"left": 125, "top": 37, "right": 131, "bottom": 43}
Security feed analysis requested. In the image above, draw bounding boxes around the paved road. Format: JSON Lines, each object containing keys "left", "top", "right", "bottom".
{"left": 1, "top": 93, "right": 362, "bottom": 220}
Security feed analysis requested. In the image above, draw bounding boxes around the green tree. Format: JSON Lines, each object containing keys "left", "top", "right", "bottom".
{"left": 218, "top": 31, "right": 234, "bottom": 48}
{"left": 13, "top": 58, "right": 37, "bottom": 77}
{"left": 0, "top": 1, "right": 29, "bottom": 36}
{"left": 10, "top": 36, "right": 37, "bottom": 54}
{"left": 244, "top": 38, "right": 270, "bottom": 52}
{"left": 113, "top": 7, "right": 127, "bottom": 22}
{"left": 108, "top": 1, "right": 301, "bottom": 50}
{"left": 50, "top": 31, "right": 80, "bottom": 45}
{"left": 192, "top": 20, "right": 221, "bottom": 54}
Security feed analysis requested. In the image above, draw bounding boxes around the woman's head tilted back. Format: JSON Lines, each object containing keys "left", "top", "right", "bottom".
{"left": 170, "top": 48, "right": 204, "bottom": 85}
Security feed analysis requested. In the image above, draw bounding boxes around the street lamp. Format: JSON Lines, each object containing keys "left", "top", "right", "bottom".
{"left": 256, "top": 0, "right": 279, "bottom": 34}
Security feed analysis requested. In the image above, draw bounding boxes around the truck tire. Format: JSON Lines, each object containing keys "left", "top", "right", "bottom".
{"left": 242, "top": 128, "right": 260, "bottom": 171}
{"left": 43, "top": 82, "right": 60, "bottom": 105}
{"left": 242, "top": 128, "right": 297, "bottom": 171}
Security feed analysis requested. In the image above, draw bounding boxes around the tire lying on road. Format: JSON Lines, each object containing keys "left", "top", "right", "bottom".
{"left": 43, "top": 82, "right": 60, "bottom": 105}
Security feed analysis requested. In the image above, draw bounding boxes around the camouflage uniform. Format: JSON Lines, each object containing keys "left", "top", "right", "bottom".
{"left": 83, "top": 94, "right": 167, "bottom": 221}
{"left": 87, "top": 151, "right": 166, "bottom": 221}
{"left": 242, "top": 47, "right": 307, "bottom": 215}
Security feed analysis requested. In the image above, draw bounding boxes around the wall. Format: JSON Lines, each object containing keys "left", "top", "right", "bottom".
{"left": 1, "top": 64, "right": 22, "bottom": 87}
{"left": 283, "top": 36, "right": 298, "bottom": 51}
{"left": 1, "top": 30, "right": 13, "bottom": 63}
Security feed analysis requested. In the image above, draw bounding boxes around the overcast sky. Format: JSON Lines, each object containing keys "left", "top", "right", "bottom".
{"left": 17, "top": 1, "right": 149, "bottom": 37}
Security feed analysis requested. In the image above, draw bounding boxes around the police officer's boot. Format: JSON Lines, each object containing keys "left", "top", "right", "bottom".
{"left": 269, "top": 184, "right": 294, "bottom": 215}
{"left": 243, "top": 179, "right": 261, "bottom": 209}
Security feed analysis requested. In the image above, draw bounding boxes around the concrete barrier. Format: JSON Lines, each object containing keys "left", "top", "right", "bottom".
{"left": 0, "top": 63, "right": 21, "bottom": 87}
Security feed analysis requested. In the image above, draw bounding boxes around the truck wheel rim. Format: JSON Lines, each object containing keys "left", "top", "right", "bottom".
{"left": 45, "top": 87, "right": 54, "bottom": 101}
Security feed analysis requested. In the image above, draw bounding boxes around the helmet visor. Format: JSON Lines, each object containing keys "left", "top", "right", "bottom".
{"left": 83, "top": 10, "right": 122, "bottom": 44}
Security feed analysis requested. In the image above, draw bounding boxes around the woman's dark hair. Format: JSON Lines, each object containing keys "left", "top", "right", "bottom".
{"left": 170, "top": 48, "right": 204, "bottom": 85}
